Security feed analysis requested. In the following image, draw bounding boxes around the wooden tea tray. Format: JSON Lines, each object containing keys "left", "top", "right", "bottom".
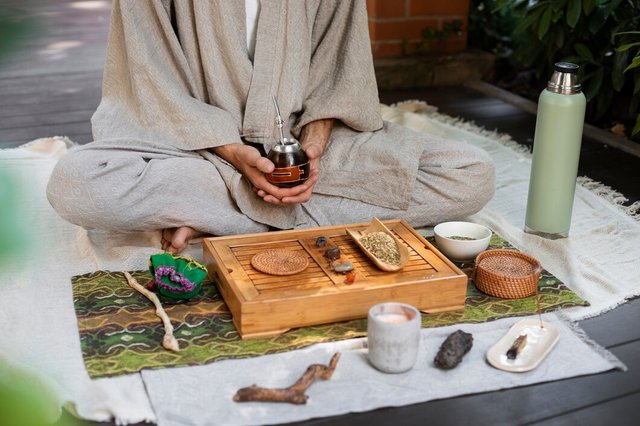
{"left": 203, "top": 219, "right": 467, "bottom": 339}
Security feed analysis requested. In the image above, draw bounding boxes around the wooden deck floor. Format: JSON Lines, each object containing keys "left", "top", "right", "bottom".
{"left": 1, "top": 1, "right": 639, "bottom": 425}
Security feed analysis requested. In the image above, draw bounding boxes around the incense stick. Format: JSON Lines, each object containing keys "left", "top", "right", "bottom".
{"left": 535, "top": 284, "right": 544, "bottom": 329}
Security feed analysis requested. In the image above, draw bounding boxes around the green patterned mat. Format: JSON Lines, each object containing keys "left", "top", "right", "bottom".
{"left": 72, "top": 234, "right": 588, "bottom": 378}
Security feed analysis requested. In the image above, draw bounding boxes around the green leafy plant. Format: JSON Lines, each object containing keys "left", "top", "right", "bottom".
{"left": 616, "top": 30, "right": 640, "bottom": 134}
{"left": 404, "top": 20, "right": 464, "bottom": 55}
{"left": 419, "top": 20, "right": 464, "bottom": 52}
{"left": 468, "top": 0, "right": 521, "bottom": 58}
{"left": 492, "top": 0, "right": 640, "bottom": 140}
{"left": 0, "top": 8, "right": 35, "bottom": 64}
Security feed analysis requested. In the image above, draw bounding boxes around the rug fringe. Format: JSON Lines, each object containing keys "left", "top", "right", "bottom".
{"left": 556, "top": 312, "right": 628, "bottom": 372}
{"left": 575, "top": 176, "right": 640, "bottom": 221}
{"left": 0, "top": 135, "right": 75, "bottom": 151}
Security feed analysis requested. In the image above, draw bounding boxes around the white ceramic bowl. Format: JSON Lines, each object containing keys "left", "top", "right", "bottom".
{"left": 433, "top": 221, "right": 492, "bottom": 261}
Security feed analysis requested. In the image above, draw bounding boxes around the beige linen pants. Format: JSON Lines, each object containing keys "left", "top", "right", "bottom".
{"left": 47, "top": 125, "right": 495, "bottom": 235}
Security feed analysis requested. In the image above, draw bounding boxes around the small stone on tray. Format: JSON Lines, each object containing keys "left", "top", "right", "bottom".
{"left": 324, "top": 246, "right": 341, "bottom": 260}
{"left": 332, "top": 261, "right": 354, "bottom": 273}
{"left": 315, "top": 236, "right": 328, "bottom": 247}
{"left": 344, "top": 271, "right": 356, "bottom": 284}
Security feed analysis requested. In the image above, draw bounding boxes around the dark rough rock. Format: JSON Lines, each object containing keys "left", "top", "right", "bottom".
{"left": 434, "top": 330, "right": 473, "bottom": 370}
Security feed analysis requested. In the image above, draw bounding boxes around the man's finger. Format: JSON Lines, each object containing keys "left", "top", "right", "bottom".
{"left": 262, "top": 194, "right": 282, "bottom": 204}
{"left": 281, "top": 188, "right": 313, "bottom": 204}
{"left": 304, "top": 143, "right": 322, "bottom": 159}
{"left": 255, "top": 156, "right": 275, "bottom": 173}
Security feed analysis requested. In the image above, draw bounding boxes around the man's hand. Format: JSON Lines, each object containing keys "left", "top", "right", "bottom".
{"left": 259, "top": 118, "right": 334, "bottom": 204}
{"left": 215, "top": 118, "right": 333, "bottom": 205}
{"left": 300, "top": 118, "right": 334, "bottom": 184}
{"left": 213, "top": 143, "right": 317, "bottom": 204}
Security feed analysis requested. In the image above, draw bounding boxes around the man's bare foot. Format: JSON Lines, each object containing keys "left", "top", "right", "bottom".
{"left": 161, "top": 227, "right": 207, "bottom": 254}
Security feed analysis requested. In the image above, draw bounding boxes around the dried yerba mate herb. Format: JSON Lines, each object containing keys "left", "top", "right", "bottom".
{"left": 360, "top": 232, "right": 400, "bottom": 265}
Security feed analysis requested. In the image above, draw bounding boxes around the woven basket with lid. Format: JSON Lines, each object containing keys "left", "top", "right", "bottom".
{"left": 473, "top": 249, "right": 542, "bottom": 299}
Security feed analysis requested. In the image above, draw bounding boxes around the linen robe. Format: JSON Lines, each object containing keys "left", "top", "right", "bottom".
{"left": 47, "top": 0, "right": 495, "bottom": 235}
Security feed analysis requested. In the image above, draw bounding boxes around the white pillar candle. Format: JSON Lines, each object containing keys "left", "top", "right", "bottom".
{"left": 367, "top": 302, "right": 421, "bottom": 373}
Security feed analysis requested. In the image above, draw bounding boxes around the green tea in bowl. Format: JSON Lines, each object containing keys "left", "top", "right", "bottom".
{"left": 433, "top": 222, "right": 492, "bottom": 261}
{"left": 448, "top": 235, "right": 477, "bottom": 241}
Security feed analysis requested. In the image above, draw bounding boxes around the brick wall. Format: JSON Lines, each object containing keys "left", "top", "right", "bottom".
{"left": 367, "top": 0, "right": 470, "bottom": 58}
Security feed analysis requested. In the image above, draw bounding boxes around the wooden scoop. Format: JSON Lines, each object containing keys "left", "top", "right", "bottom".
{"left": 346, "top": 217, "right": 410, "bottom": 272}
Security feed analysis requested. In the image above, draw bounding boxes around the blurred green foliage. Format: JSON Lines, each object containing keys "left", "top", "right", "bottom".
{"left": 0, "top": 7, "right": 36, "bottom": 63}
{"left": 468, "top": 0, "right": 519, "bottom": 59}
{"left": 0, "top": 8, "right": 38, "bottom": 266}
{"left": 616, "top": 30, "right": 640, "bottom": 134}
{"left": 0, "top": 357, "right": 60, "bottom": 426}
{"left": 470, "top": 0, "right": 640, "bottom": 138}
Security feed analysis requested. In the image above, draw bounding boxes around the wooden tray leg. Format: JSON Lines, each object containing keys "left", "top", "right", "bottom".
{"left": 420, "top": 303, "right": 465, "bottom": 314}
{"left": 239, "top": 327, "right": 292, "bottom": 340}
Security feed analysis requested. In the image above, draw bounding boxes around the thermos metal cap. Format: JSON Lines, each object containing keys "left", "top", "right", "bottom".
{"left": 547, "top": 62, "right": 581, "bottom": 94}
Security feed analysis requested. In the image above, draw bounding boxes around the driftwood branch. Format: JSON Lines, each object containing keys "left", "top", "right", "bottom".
{"left": 233, "top": 352, "right": 341, "bottom": 404}
{"left": 124, "top": 272, "right": 180, "bottom": 352}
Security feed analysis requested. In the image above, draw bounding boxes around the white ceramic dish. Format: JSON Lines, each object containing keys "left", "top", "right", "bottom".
{"left": 486, "top": 318, "right": 560, "bottom": 372}
{"left": 433, "top": 221, "right": 492, "bottom": 261}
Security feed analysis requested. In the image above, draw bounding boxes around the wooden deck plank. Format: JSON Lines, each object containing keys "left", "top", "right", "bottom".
{"left": 578, "top": 300, "right": 640, "bottom": 348}
{"left": 2, "top": 110, "right": 97, "bottom": 129}
{"left": 539, "top": 392, "right": 639, "bottom": 426}
{"left": 0, "top": 72, "right": 102, "bottom": 95}
{"left": 0, "top": 122, "right": 92, "bottom": 145}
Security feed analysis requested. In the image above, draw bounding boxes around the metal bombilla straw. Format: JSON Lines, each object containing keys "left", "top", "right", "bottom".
{"left": 272, "top": 95, "right": 286, "bottom": 146}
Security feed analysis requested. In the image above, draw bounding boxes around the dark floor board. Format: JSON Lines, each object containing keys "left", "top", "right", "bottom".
{"left": 1, "top": 44, "right": 107, "bottom": 77}
{"left": 1, "top": 94, "right": 100, "bottom": 113}
{"left": 0, "top": 38, "right": 107, "bottom": 77}
{"left": 5, "top": 26, "right": 110, "bottom": 46}
{"left": 579, "top": 144, "right": 640, "bottom": 171}
{"left": 1, "top": 109, "right": 96, "bottom": 129}
{"left": 531, "top": 391, "right": 640, "bottom": 426}
{"left": 578, "top": 137, "right": 610, "bottom": 153}
{"left": 442, "top": 100, "right": 527, "bottom": 120}
{"left": 444, "top": 96, "right": 510, "bottom": 111}
{"left": 382, "top": 86, "right": 492, "bottom": 105}
{"left": 1, "top": 94, "right": 102, "bottom": 111}
{"left": 1, "top": 99, "right": 100, "bottom": 119}
{"left": 2, "top": 24, "right": 107, "bottom": 41}
{"left": 467, "top": 116, "right": 536, "bottom": 143}
{"left": 0, "top": 121, "right": 92, "bottom": 145}
{"left": 578, "top": 149, "right": 640, "bottom": 202}
{"left": 578, "top": 298, "right": 640, "bottom": 347}
{"left": 0, "top": 56, "right": 107, "bottom": 77}
{"left": 0, "top": 72, "right": 102, "bottom": 95}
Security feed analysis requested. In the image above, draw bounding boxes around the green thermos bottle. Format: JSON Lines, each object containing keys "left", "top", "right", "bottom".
{"left": 525, "top": 62, "right": 586, "bottom": 239}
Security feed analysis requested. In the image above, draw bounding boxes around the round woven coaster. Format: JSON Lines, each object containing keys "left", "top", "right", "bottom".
{"left": 479, "top": 254, "right": 533, "bottom": 277}
{"left": 251, "top": 249, "right": 309, "bottom": 276}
